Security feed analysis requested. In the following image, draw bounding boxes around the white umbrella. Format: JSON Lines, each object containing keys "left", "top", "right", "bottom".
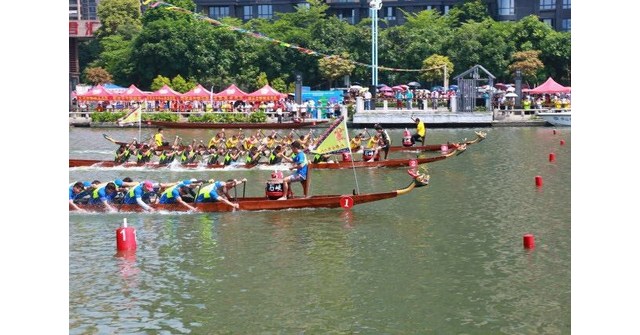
{"left": 506, "top": 86, "right": 516, "bottom": 92}
{"left": 505, "top": 92, "right": 518, "bottom": 98}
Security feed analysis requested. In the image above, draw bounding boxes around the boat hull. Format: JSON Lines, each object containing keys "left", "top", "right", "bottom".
{"left": 537, "top": 111, "right": 571, "bottom": 126}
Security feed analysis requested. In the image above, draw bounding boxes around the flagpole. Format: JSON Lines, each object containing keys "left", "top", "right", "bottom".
{"left": 138, "top": 103, "right": 142, "bottom": 142}
{"left": 344, "top": 117, "right": 360, "bottom": 195}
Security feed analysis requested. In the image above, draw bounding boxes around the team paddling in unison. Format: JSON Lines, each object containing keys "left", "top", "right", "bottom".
{"left": 112, "top": 125, "right": 402, "bottom": 167}
{"left": 69, "top": 175, "right": 251, "bottom": 213}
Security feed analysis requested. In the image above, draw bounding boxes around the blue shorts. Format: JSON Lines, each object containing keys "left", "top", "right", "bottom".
{"left": 289, "top": 172, "right": 306, "bottom": 182}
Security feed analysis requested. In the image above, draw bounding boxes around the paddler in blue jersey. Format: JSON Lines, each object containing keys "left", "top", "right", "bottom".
{"left": 195, "top": 179, "right": 245, "bottom": 209}
{"left": 89, "top": 181, "right": 120, "bottom": 212}
{"left": 69, "top": 181, "right": 90, "bottom": 212}
{"left": 122, "top": 180, "right": 156, "bottom": 212}
{"left": 158, "top": 180, "right": 199, "bottom": 211}
{"left": 279, "top": 140, "right": 308, "bottom": 199}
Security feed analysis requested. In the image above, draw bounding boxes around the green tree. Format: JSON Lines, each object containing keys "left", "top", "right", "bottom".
{"left": 508, "top": 50, "right": 544, "bottom": 86}
{"left": 446, "top": 0, "right": 490, "bottom": 27}
{"left": 256, "top": 72, "right": 269, "bottom": 88}
{"left": 83, "top": 67, "right": 113, "bottom": 85}
{"left": 151, "top": 75, "right": 171, "bottom": 90}
{"left": 539, "top": 30, "right": 571, "bottom": 84}
{"left": 171, "top": 74, "right": 192, "bottom": 93}
{"left": 89, "top": 35, "right": 134, "bottom": 85}
{"left": 421, "top": 55, "right": 454, "bottom": 86}
{"left": 318, "top": 54, "right": 355, "bottom": 89}
{"left": 97, "top": 0, "right": 142, "bottom": 38}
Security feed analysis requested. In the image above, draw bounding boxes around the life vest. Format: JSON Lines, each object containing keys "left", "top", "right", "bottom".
{"left": 208, "top": 152, "right": 219, "bottom": 165}
{"left": 161, "top": 185, "right": 178, "bottom": 200}
{"left": 313, "top": 153, "right": 325, "bottom": 164}
{"left": 363, "top": 149, "right": 379, "bottom": 161}
{"left": 198, "top": 183, "right": 215, "bottom": 200}
{"left": 402, "top": 128, "right": 413, "bottom": 147}
{"left": 91, "top": 182, "right": 109, "bottom": 199}
{"left": 126, "top": 183, "right": 142, "bottom": 198}
{"left": 269, "top": 152, "right": 281, "bottom": 165}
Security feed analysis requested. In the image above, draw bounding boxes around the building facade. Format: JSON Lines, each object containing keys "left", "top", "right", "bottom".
{"left": 69, "top": 0, "right": 102, "bottom": 106}
{"left": 195, "top": 0, "right": 570, "bottom": 31}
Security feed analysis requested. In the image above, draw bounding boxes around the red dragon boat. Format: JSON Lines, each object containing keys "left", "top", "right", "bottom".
{"left": 69, "top": 169, "right": 430, "bottom": 213}
{"left": 69, "top": 147, "right": 461, "bottom": 170}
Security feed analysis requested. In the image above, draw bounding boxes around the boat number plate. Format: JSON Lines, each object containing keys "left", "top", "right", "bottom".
{"left": 340, "top": 196, "right": 353, "bottom": 209}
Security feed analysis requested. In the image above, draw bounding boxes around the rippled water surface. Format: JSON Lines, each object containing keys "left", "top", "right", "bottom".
{"left": 70, "top": 126, "right": 571, "bottom": 334}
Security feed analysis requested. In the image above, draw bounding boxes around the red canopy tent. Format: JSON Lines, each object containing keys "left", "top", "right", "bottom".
{"left": 214, "top": 84, "right": 249, "bottom": 101}
{"left": 76, "top": 84, "right": 115, "bottom": 101}
{"left": 147, "top": 84, "right": 182, "bottom": 101}
{"left": 119, "top": 84, "right": 149, "bottom": 101}
{"left": 247, "top": 84, "right": 286, "bottom": 101}
{"left": 526, "top": 77, "right": 571, "bottom": 94}
{"left": 181, "top": 84, "right": 212, "bottom": 101}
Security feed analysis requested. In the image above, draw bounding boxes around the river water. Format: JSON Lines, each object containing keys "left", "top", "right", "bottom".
{"left": 69, "top": 126, "right": 571, "bottom": 334}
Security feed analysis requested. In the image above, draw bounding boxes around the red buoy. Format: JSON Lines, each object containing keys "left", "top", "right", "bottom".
{"left": 535, "top": 175, "right": 543, "bottom": 187}
{"left": 523, "top": 234, "right": 535, "bottom": 249}
{"left": 560, "top": 140, "right": 565, "bottom": 146}
{"left": 549, "top": 153, "right": 556, "bottom": 162}
{"left": 116, "top": 218, "right": 137, "bottom": 251}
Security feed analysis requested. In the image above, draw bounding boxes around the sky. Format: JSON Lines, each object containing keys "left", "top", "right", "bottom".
{"left": 2, "top": 1, "right": 640, "bottom": 333}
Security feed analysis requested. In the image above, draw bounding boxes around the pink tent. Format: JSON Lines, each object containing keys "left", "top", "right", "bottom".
{"left": 181, "top": 84, "right": 212, "bottom": 101}
{"left": 147, "top": 84, "right": 182, "bottom": 101}
{"left": 119, "top": 84, "right": 149, "bottom": 101}
{"left": 247, "top": 84, "right": 286, "bottom": 101}
{"left": 214, "top": 84, "right": 248, "bottom": 101}
{"left": 527, "top": 77, "right": 571, "bottom": 94}
{"left": 76, "top": 84, "right": 115, "bottom": 101}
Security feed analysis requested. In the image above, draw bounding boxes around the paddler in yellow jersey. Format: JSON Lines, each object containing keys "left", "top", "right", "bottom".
{"left": 225, "top": 134, "right": 240, "bottom": 150}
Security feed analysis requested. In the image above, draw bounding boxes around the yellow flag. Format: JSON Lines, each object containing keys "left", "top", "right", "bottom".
{"left": 117, "top": 105, "right": 142, "bottom": 126}
{"left": 310, "top": 116, "right": 350, "bottom": 154}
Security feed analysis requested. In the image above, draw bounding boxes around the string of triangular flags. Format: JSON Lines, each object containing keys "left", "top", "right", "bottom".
{"left": 143, "top": 1, "right": 424, "bottom": 72}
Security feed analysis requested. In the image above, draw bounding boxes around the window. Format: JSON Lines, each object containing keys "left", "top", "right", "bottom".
{"left": 80, "top": 0, "right": 98, "bottom": 20}
{"left": 243, "top": 6, "right": 253, "bottom": 21}
{"left": 384, "top": 7, "right": 396, "bottom": 21}
{"left": 563, "top": 0, "right": 571, "bottom": 9}
{"left": 444, "top": 5, "right": 450, "bottom": 14}
{"left": 562, "top": 19, "right": 570, "bottom": 31}
{"left": 542, "top": 18, "right": 553, "bottom": 27}
{"left": 209, "top": 6, "right": 229, "bottom": 19}
{"left": 258, "top": 5, "right": 273, "bottom": 19}
{"left": 426, "top": 5, "right": 432, "bottom": 10}
{"left": 337, "top": 9, "right": 355, "bottom": 24}
{"left": 498, "top": 0, "right": 515, "bottom": 15}
{"left": 540, "top": 0, "right": 556, "bottom": 10}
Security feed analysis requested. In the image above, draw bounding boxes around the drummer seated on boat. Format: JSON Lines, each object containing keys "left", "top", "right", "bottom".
{"left": 195, "top": 179, "right": 245, "bottom": 209}
{"left": 123, "top": 180, "right": 156, "bottom": 212}
{"left": 157, "top": 180, "right": 198, "bottom": 211}
{"left": 279, "top": 140, "right": 308, "bottom": 200}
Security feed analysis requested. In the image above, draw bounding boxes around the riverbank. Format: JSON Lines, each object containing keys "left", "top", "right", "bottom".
{"left": 69, "top": 109, "right": 551, "bottom": 129}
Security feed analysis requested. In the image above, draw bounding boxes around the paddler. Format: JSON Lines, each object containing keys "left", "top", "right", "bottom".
{"left": 195, "top": 179, "right": 245, "bottom": 209}
{"left": 153, "top": 128, "right": 169, "bottom": 147}
{"left": 157, "top": 180, "right": 200, "bottom": 211}
{"left": 122, "top": 180, "right": 156, "bottom": 212}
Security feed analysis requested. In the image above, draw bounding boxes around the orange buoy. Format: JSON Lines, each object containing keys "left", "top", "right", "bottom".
{"left": 549, "top": 153, "right": 556, "bottom": 162}
{"left": 535, "top": 175, "right": 543, "bottom": 187}
{"left": 560, "top": 139, "right": 565, "bottom": 145}
{"left": 116, "top": 218, "right": 137, "bottom": 251}
{"left": 523, "top": 234, "right": 535, "bottom": 249}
